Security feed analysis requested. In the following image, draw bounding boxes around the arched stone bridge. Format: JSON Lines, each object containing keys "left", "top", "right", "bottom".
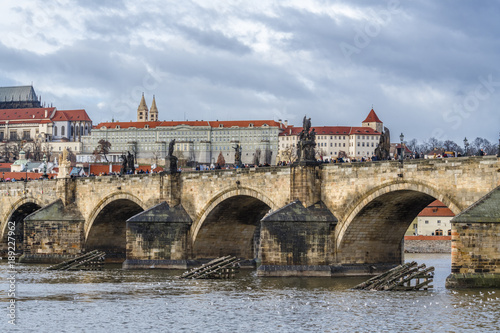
{"left": 1, "top": 156, "right": 499, "bottom": 277}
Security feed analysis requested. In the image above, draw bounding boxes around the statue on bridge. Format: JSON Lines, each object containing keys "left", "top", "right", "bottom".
{"left": 374, "top": 127, "right": 391, "bottom": 161}
{"left": 295, "top": 116, "right": 318, "bottom": 165}
{"left": 57, "top": 148, "right": 71, "bottom": 178}
{"left": 127, "top": 151, "right": 135, "bottom": 174}
{"left": 166, "top": 139, "right": 178, "bottom": 174}
{"left": 233, "top": 143, "right": 242, "bottom": 167}
{"left": 120, "top": 151, "right": 136, "bottom": 175}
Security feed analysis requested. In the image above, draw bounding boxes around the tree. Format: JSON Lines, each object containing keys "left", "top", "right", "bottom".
{"left": 42, "top": 142, "right": 54, "bottom": 162}
{"left": 0, "top": 143, "right": 9, "bottom": 162}
{"left": 216, "top": 151, "right": 225, "bottom": 167}
{"left": 279, "top": 146, "right": 296, "bottom": 164}
{"left": 443, "top": 140, "right": 462, "bottom": 153}
{"left": 93, "top": 139, "right": 112, "bottom": 162}
{"left": 406, "top": 139, "right": 418, "bottom": 153}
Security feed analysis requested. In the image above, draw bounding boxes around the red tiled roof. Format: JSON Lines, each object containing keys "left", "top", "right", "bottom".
{"left": 208, "top": 120, "right": 281, "bottom": 128}
{"left": 1, "top": 172, "right": 44, "bottom": 180}
{"left": 0, "top": 107, "right": 55, "bottom": 121}
{"left": 279, "top": 126, "right": 381, "bottom": 136}
{"left": 95, "top": 120, "right": 282, "bottom": 130}
{"left": 362, "top": 109, "right": 382, "bottom": 123}
{"left": 418, "top": 200, "right": 455, "bottom": 217}
{"left": 86, "top": 164, "right": 164, "bottom": 175}
{"left": 395, "top": 144, "right": 413, "bottom": 153}
{"left": 52, "top": 109, "right": 91, "bottom": 122}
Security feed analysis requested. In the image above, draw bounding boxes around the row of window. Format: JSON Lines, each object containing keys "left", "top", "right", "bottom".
{"left": 54, "top": 124, "right": 90, "bottom": 137}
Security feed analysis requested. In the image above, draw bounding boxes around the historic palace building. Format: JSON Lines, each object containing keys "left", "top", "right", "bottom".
{"left": 78, "top": 95, "right": 283, "bottom": 165}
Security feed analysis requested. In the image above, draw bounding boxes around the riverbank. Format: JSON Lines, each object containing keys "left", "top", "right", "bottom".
{"left": 404, "top": 236, "right": 451, "bottom": 253}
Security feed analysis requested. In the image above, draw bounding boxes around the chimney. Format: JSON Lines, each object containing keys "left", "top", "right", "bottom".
{"left": 284, "top": 120, "right": 288, "bottom": 127}
{"left": 45, "top": 110, "right": 48, "bottom": 118}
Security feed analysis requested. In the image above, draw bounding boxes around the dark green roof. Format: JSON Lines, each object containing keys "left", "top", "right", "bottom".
{"left": 127, "top": 201, "right": 192, "bottom": 223}
{"left": 452, "top": 186, "right": 500, "bottom": 223}
{"left": 25, "top": 199, "right": 84, "bottom": 222}
{"left": 262, "top": 200, "right": 338, "bottom": 223}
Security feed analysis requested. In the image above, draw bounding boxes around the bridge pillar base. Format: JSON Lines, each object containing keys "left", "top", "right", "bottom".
{"left": 124, "top": 201, "right": 192, "bottom": 269}
{"left": 448, "top": 186, "right": 500, "bottom": 288}
{"left": 258, "top": 200, "right": 337, "bottom": 276}
{"left": 257, "top": 265, "right": 331, "bottom": 277}
{"left": 446, "top": 273, "right": 500, "bottom": 288}
{"left": 21, "top": 199, "right": 85, "bottom": 263}
{"left": 123, "top": 259, "right": 189, "bottom": 270}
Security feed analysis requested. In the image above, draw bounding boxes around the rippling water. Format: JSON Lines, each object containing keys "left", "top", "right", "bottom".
{"left": 1, "top": 253, "right": 499, "bottom": 332}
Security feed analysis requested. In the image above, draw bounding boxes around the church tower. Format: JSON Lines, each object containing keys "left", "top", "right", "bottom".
{"left": 149, "top": 95, "right": 158, "bottom": 122}
{"left": 137, "top": 93, "right": 148, "bottom": 122}
{"left": 362, "top": 108, "right": 383, "bottom": 133}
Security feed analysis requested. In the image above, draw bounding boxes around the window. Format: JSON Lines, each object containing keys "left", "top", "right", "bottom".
{"left": 448, "top": 229, "right": 451, "bottom": 236}
{"left": 54, "top": 126, "right": 58, "bottom": 136}
{"left": 0, "top": 131, "right": 3, "bottom": 140}
{"left": 23, "top": 131, "right": 31, "bottom": 140}
{"left": 435, "top": 229, "right": 443, "bottom": 236}
{"left": 61, "top": 126, "right": 65, "bottom": 136}
{"left": 437, "top": 220, "right": 441, "bottom": 224}
{"left": 425, "top": 220, "right": 429, "bottom": 224}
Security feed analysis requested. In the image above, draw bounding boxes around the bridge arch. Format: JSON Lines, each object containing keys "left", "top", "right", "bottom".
{"left": 335, "top": 180, "right": 461, "bottom": 265}
{"left": 85, "top": 192, "right": 146, "bottom": 262}
{"left": 1, "top": 198, "right": 43, "bottom": 253}
{"left": 191, "top": 186, "right": 276, "bottom": 261}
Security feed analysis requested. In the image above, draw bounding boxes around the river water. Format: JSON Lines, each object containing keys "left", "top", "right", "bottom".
{"left": 1, "top": 253, "right": 499, "bottom": 332}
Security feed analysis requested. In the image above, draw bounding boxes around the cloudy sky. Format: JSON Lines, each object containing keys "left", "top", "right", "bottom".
{"left": 1, "top": 0, "right": 499, "bottom": 144}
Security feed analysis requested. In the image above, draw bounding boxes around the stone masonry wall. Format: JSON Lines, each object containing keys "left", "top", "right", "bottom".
{"left": 404, "top": 236, "right": 451, "bottom": 253}
{"left": 259, "top": 221, "right": 335, "bottom": 266}
{"left": 451, "top": 222, "right": 500, "bottom": 274}
{"left": 23, "top": 220, "right": 84, "bottom": 262}
{"left": 126, "top": 222, "right": 190, "bottom": 261}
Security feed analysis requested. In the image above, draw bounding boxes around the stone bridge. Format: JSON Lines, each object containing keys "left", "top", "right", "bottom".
{"left": 1, "top": 156, "right": 499, "bottom": 277}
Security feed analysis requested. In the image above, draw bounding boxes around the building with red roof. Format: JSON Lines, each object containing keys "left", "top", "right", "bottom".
{"left": 78, "top": 95, "right": 284, "bottom": 165}
{"left": 278, "top": 109, "right": 384, "bottom": 162}
{"left": 0, "top": 86, "right": 92, "bottom": 163}
{"left": 406, "top": 200, "right": 455, "bottom": 236}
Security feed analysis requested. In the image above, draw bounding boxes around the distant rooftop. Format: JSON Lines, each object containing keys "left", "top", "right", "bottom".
{"left": 0, "top": 85, "right": 41, "bottom": 109}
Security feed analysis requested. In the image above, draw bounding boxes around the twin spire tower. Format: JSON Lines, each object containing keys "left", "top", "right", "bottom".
{"left": 137, "top": 93, "right": 158, "bottom": 122}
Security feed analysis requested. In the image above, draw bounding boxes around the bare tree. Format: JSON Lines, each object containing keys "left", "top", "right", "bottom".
{"left": 279, "top": 146, "right": 297, "bottom": 164}
{"left": 93, "top": 139, "right": 112, "bottom": 162}
{"left": 7, "top": 141, "right": 23, "bottom": 161}
{"left": 42, "top": 143, "right": 54, "bottom": 162}
{"left": 216, "top": 151, "right": 225, "bottom": 167}
{"left": 406, "top": 139, "right": 418, "bottom": 153}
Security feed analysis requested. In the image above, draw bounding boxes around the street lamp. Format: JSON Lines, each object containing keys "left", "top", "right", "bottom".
{"left": 463, "top": 137, "right": 469, "bottom": 156}
{"left": 399, "top": 133, "right": 404, "bottom": 162}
